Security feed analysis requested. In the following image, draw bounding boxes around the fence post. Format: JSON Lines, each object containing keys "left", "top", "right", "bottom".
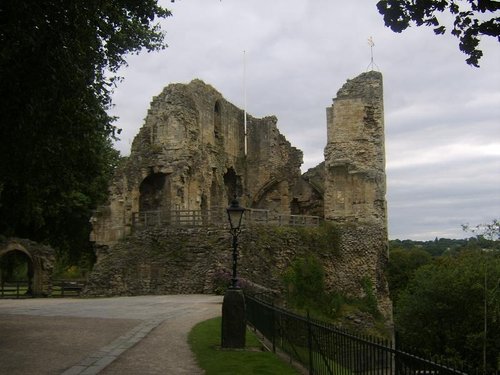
{"left": 271, "top": 301, "right": 276, "bottom": 353}
{"left": 307, "top": 310, "right": 314, "bottom": 375}
{"left": 16, "top": 280, "right": 20, "bottom": 298}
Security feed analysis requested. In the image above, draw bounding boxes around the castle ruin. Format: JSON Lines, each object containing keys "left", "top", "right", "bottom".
{"left": 88, "top": 70, "right": 390, "bottom": 320}
{"left": 91, "top": 70, "right": 386, "bottom": 242}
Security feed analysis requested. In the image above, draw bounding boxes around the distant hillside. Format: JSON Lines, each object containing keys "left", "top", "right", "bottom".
{"left": 389, "top": 237, "right": 500, "bottom": 256}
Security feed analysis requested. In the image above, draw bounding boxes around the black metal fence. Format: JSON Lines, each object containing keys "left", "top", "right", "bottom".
{"left": 245, "top": 294, "right": 469, "bottom": 375}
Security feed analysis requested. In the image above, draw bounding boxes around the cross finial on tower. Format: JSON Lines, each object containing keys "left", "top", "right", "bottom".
{"left": 366, "top": 36, "right": 380, "bottom": 71}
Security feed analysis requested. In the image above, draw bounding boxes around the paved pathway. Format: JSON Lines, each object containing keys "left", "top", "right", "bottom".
{"left": 0, "top": 295, "right": 223, "bottom": 374}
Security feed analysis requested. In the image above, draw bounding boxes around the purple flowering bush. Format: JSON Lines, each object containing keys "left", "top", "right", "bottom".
{"left": 212, "top": 268, "right": 249, "bottom": 294}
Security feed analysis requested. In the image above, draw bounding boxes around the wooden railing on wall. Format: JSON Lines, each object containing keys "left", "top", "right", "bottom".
{"left": 131, "top": 208, "right": 321, "bottom": 229}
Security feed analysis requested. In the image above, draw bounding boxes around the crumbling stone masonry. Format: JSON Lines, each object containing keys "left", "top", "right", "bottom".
{"left": 324, "top": 71, "right": 386, "bottom": 225}
{"left": 90, "top": 79, "right": 318, "bottom": 245}
{"left": 88, "top": 71, "right": 391, "bottom": 320}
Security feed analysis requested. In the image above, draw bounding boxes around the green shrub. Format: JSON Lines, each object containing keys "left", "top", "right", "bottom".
{"left": 0, "top": 251, "right": 29, "bottom": 281}
{"left": 283, "top": 255, "right": 326, "bottom": 310}
{"left": 282, "top": 258, "right": 387, "bottom": 337}
{"left": 296, "top": 222, "right": 341, "bottom": 255}
{"left": 357, "top": 277, "right": 381, "bottom": 318}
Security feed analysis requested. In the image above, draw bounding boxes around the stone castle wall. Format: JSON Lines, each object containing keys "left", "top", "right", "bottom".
{"left": 85, "top": 224, "right": 391, "bottom": 322}
{"left": 88, "top": 71, "right": 390, "bottom": 323}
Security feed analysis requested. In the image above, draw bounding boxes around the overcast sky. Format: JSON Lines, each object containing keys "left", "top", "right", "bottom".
{"left": 109, "top": 0, "right": 500, "bottom": 241}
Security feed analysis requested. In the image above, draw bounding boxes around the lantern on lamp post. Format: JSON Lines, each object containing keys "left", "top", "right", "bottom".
{"left": 226, "top": 197, "right": 245, "bottom": 289}
{"left": 221, "top": 196, "right": 247, "bottom": 348}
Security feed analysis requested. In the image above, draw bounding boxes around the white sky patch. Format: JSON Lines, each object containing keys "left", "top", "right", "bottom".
{"left": 387, "top": 142, "right": 500, "bottom": 170}
{"left": 465, "top": 91, "right": 500, "bottom": 110}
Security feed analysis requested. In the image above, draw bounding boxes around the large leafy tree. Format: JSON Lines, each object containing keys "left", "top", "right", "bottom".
{"left": 0, "top": 1, "right": 171, "bottom": 265}
{"left": 386, "top": 247, "right": 431, "bottom": 299}
{"left": 376, "top": 0, "right": 500, "bottom": 67}
{"left": 396, "top": 251, "right": 500, "bottom": 372}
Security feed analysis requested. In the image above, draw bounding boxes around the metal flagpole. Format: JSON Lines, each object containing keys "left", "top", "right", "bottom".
{"left": 243, "top": 50, "right": 247, "bottom": 156}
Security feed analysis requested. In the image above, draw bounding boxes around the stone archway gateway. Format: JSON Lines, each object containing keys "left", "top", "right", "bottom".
{"left": 0, "top": 238, "right": 55, "bottom": 296}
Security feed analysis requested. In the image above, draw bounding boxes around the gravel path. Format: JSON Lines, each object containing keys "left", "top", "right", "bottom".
{"left": 0, "top": 295, "right": 223, "bottom": 374}
{"left": 101, "top": 307, "right": 219, "bottom": 375}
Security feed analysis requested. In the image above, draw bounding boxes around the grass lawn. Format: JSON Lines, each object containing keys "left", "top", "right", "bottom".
{"left": 188, "top": 316, "right": 301, "bottom": 375}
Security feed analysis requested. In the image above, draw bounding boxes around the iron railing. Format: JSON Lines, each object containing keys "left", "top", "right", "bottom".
{"left": 132, "top": 208, "right": 321, "bottom": 229}
{"left": 245, "top": 294, "right": 469, "bottom": 375}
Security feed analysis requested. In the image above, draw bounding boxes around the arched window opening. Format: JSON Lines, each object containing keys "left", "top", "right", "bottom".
{"left": 139, "top": 173, "right": 168, "bottom": 212}
{"left": 210, "top": 179, "right": 222, "bottom": 208}
{"left": 290, "top": 198, "right": 301, "bottom": 215}
{"left": 223, "top": 167, "right": 242, "bottom": 204}
{"left": 214, "top": 101, "right": 222, "bottom": 139}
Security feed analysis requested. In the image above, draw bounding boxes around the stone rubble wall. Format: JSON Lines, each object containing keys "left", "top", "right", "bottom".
{"left": 84, "top": 224, "right": 391, "bottom": 322}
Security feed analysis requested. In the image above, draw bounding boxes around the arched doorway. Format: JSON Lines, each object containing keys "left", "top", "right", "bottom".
{"left": 0, "top": 249, "right": 34, "bottom": 296}
{"left": 0, "top": 239, "right": 55, "bottom": 297}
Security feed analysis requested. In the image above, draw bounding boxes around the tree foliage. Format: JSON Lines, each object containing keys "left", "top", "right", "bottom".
{"left": 463, "top": 218, "right": 500, "bottom": 240}
{"left": 0, "top": 1, "right": 171, "bottom": 265}
{"left": 376, "top": 0, "right": 500, "bottom": 66}
{"left": 396, "top": 251, "right": 500, "bottom": 372}
{"left": 389, "top": 226, "right": 500, "bottom": 371}
{"left": 284, "top": 256, "right": 326, "bottom": 309}
{"left": 389, "top": 234, "right": 500, "bottom": 257}
{"left": 387, "top": 247, "right": 432, "bottom": 298}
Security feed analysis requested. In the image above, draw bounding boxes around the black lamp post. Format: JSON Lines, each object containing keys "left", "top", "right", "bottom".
{"left": 226, "top": 197, "right": 245, "bottom": 289}
{"left": 221, "top": 196, "right": 246, "bottom": 348}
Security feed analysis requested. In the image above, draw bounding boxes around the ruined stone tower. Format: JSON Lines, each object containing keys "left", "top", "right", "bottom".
{"left": 321, "top": 71, "right": 390, "bottom": 316}
{"left": 324, "top": 71, "right": 386, "bottom": 228}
